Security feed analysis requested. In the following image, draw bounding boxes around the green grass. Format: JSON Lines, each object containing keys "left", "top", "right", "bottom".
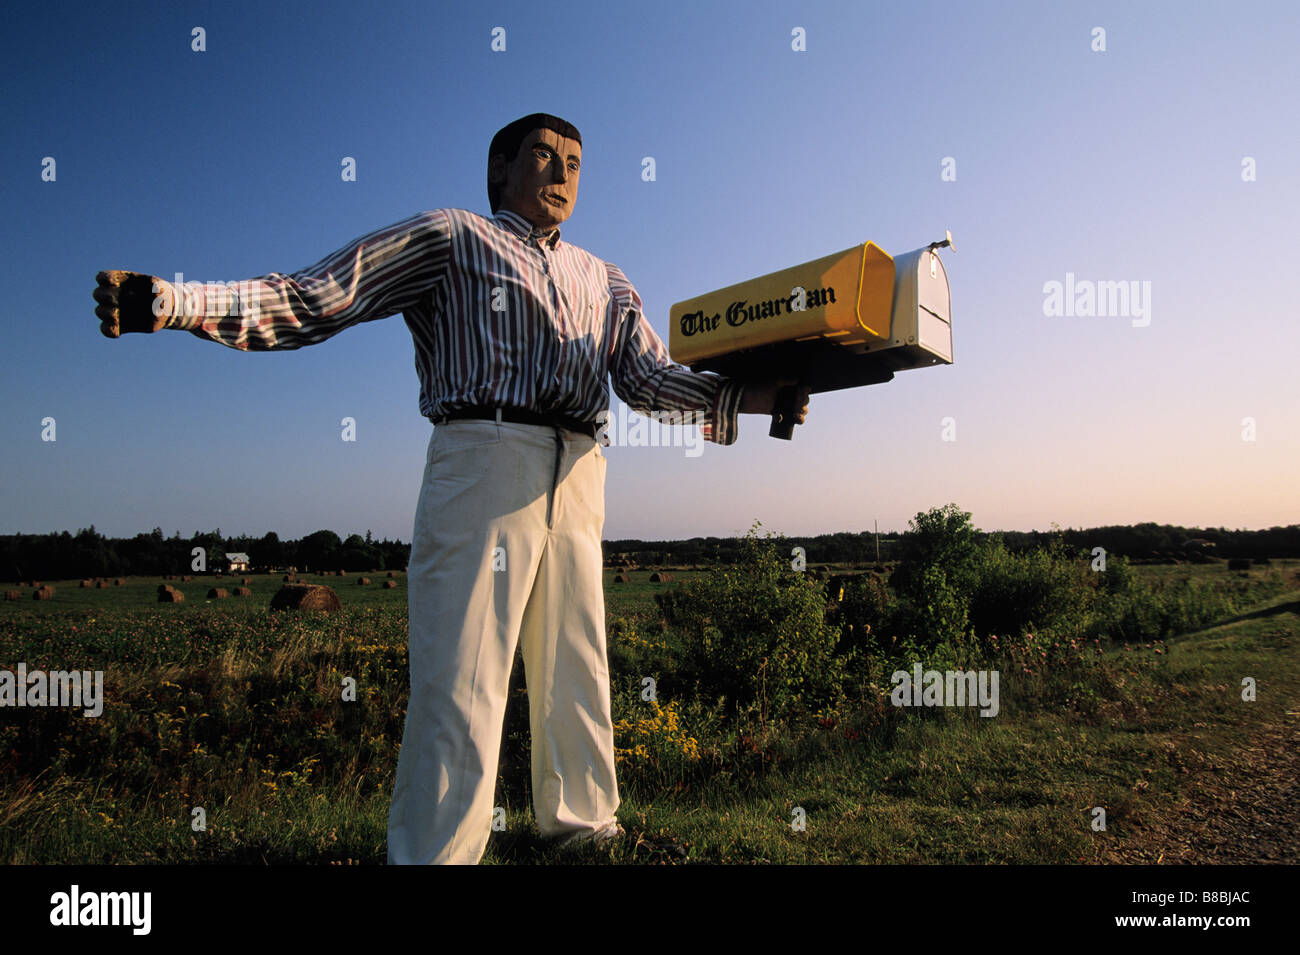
{"left": 1, "top": 565, "right": 1295, "bottom": 864}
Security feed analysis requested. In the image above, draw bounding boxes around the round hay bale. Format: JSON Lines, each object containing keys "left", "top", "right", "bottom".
{"left": 337, "top": 570, "right": 347, "bottom": 577}
{"left": 114, "top": 578, "right": 125, "bottom": 586}
{"left": 4, "top": 590, "right": 21, "bottom": 601}
{"left": 206, "top": 587, "right": 229, "bottom": 599}
{"left": 387, "top": 571, "right": 396, "bottom": 578}
{"left": 158, "top": 588, "right": 184, "bottom": 603}
{"left": 156, "top": 584, "right": 176, "bottom": 595}
{"left": 182, "top": 575, "right": 193, "bottom": 582}
{"left": 33, "top": 586, "right": 55, "bottom": 601}
{"left": 383, "top": 580, "right": 397, "bottom": 589}
{"left": 233, "top": 586, "right": 252, "bottom": 597}
{"left": 242, "top": 577, "right": 251, "bottom": 585}
{"left": 79, "top": 579, "right": 92, "bottom": 588}
{"left": 648, "top": 572, "right": 673, "bottom": 583}
{"left": 357, "top": 577, "right": 371, "bottom": 586}
{"left": 95, "top": 580, "right": 108, "bottom": 589}
{"left": 30, "top": 581, "right": 42, "bottom": 589}
{"left": 270, "top": 584, "right": 342, "bottom": 613}
{"left": 166, "top": 574, "right": 176, "bottom": 580}
{"left": 613, "top": 574, "right": 627, "bottom": 584}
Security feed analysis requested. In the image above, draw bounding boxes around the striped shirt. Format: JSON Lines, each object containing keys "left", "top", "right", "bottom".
{"left": 160, "top": 208, "right": 744, "bottom": 444}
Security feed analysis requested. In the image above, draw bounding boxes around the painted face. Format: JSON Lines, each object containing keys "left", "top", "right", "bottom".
{"left": 492, "top": 127, "right": 581, "bottom": 231}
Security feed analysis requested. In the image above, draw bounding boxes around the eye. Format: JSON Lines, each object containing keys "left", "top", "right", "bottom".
{"left": 568, "top": 161, "right": 580, "bottom": 172}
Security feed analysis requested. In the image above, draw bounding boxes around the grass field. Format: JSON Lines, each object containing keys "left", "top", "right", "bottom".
{"left": 1, "top": 560, "right": 1296, "bottom": 864}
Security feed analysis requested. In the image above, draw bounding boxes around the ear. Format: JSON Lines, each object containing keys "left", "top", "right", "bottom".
{"left": 488, "top": 154, "right": 507, "bottom": 185}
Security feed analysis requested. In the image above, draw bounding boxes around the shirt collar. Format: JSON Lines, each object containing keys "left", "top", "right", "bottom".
{"left": 493, "top": 209, "right": 562, "bottom": 250}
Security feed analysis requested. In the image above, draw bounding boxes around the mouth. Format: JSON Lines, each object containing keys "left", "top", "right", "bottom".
{"left": 543, "top": 194, "right": 567, "bottom": 206}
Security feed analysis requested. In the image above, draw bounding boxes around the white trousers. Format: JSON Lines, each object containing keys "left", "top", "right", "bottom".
{"left": 387, "top": 418, "right": 620, "bottom": 864}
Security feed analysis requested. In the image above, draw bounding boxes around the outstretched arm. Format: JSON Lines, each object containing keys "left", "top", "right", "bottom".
{"left": 94, "top": 210, "right": 451, "bottom": 350}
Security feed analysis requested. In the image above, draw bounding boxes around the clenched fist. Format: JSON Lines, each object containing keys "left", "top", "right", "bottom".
{"left": 94, "top": 270, "right": 167, "bottom": 338}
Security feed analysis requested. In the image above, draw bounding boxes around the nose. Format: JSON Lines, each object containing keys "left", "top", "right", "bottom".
{"left": 550, "top": 157, "right": 568, "bottom": 183}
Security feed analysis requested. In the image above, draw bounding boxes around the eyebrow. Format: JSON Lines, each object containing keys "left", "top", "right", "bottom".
{"left": 532, "top": 141, "right": 581, "bottom": 164}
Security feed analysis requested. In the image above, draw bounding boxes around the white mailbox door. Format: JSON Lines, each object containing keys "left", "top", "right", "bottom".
{"left": 916, "top": 251, "right": 952, "bottom": 362}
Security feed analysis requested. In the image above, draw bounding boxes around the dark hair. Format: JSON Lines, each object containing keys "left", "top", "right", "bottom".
{"left": 487, "top": 113, "right": 582, "bottom": 213}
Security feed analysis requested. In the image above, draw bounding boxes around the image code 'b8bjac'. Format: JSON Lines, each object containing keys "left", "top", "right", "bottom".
{"left": 669, "top": 232, "right": 954, "bottom": 438}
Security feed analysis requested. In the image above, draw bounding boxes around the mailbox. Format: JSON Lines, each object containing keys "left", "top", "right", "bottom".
{"left": 669, "top": 233, "right": 954, "bottom": 437}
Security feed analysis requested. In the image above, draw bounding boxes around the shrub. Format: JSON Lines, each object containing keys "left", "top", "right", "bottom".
{"left": 966, "top": 536, "right": 1095, "bottom": 646}
{"left": 885, "top": 566, "right": 972, "bottom": 652}
{"left": 884, "top": 504, "right": 983, "bottom": 651}
{"left": 1083, "top": 570, "right": 1286, "bottom": 643}
{"left": 889, "top": 503, "right": 981, "bottom": 608}
{"left": 654, "top": 524, "right": 846, "bottom": 723}
{"left": 827, "top": 571, "right": 891, "bottom": 655}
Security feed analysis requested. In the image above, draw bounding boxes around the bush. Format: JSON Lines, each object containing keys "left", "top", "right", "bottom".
{"left": 883, "top": 504, "right": 985, "bottom": 651}
{"left": 886, "top": 565, "right": 972, "bottom": 651}
{"left": 606, "top": 616, "right": 676, "bottom": 688}
{"left": 827, "top": 571, "right": 891, "bottom": 655}
{"left": 889, "top": 503, "right": 980, "bottom": 608}
{"left": 654, "top": 524, "right": 847, "bottom": 724}
{"left": 1084, "top": 570, "right": 1286, "bottom": 643}
{"left": 966, "top": 536, "right": 1095, "bottom": 646}
{"left": 1097, "top": 552, "right": 1140, "bottom": 596}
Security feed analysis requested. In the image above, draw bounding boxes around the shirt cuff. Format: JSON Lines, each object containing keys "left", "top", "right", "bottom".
{"left": 153, "top": 279, "right": 201, "bottom": 331}
{"left": 157, "top": 278, "right": 251, "bottom": 332}
{"left": 709, "top": 378, "right": 745, "bottom": 445}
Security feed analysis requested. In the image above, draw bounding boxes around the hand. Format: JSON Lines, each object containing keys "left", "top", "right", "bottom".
{"left": 95, "top": 270, "right": 168, "bottom": 338}
{"left": 740, "top": 378, "right": 811, "bottom": 424}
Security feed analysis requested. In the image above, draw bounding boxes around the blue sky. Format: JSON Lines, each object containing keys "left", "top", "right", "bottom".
{"left": 3, "top": 0, "right": 1297, "bottom": 543}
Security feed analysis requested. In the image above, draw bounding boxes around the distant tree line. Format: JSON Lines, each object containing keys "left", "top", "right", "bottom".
{"left": 0, "top": 527, "right": 411, "bottom": 581}
{"left": 5, "top": 518, "right": 1296, "bottom": 581}
{"left": 604, "top": 521, "right": 1300, "bottom": 567}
